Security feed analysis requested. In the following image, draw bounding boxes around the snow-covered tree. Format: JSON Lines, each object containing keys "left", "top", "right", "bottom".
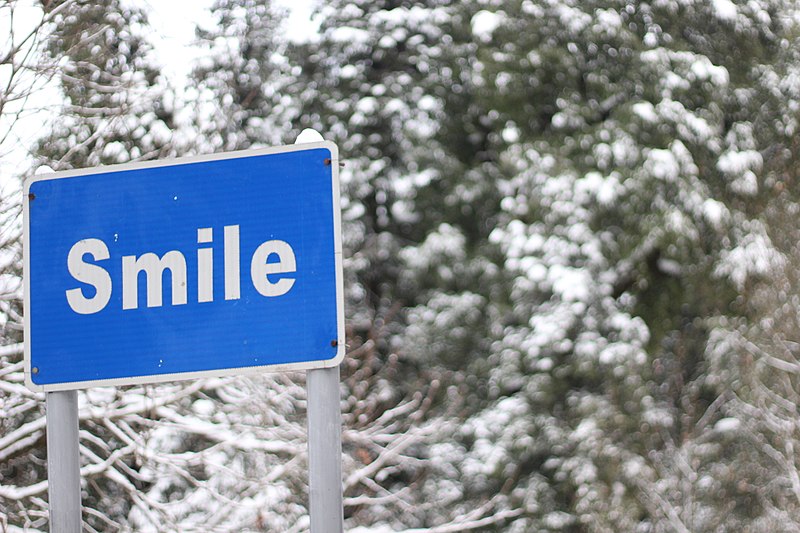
{"left": 704, "top": 34, "right": 800, "bottom": 528}
{"left": 190, "top": 0, "right": 289, "bottom": 151}
{"left": 33, "top": 0, "right": 176, "bottom": 170}
{"left": 3, "top": 0, "right": 800, "bottom": 530}
{"left": 447, "top": 0, "right": 800, "bottom": 530}
{"left": 287, "top": 0, "right": 800, "bottom": 530}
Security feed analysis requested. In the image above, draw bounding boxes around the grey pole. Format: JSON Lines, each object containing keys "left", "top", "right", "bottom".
{"left": 296, "top": 127, "right": 344, "bottom": 531}
{"left": 307, "top": 365, "right": 344, "bottom": 533}
{"left": 46, "top": 390, "right": 82, "bottom": 533}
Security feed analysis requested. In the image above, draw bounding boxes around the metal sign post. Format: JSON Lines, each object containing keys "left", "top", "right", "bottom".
{"left": 46, "top": 390, "right": 82, "bottom": 532}
{"left": 307, "top": 365, "right": 344, "bottom": 533}
{"left": 298, "top": 131, "right": 344, "bottom": 532}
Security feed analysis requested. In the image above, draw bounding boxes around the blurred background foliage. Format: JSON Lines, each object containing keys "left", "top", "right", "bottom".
{"left": 1, "top": 0, "right": 800, "bottom": 531}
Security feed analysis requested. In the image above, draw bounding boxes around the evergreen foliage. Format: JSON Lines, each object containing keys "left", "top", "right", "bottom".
{"left": 1, "top": 0, "right": 800, "bottom": 530}
{"left": 34, "top": 0, "right": 176, "bottom": 169}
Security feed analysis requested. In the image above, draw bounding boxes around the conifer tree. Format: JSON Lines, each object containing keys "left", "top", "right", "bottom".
{"left": 188, "top": 1, "right": 471, "bottom": 528}
{"left": 34, "top": 0, "right": 175, "bottom": 170}
{"left": 3, "top": 0, "right": 800, "bottom": 530}
{"left": 441, "top": 0, "right": 800, "bottom": 530}
{"left": 286, "top": 0, "right": 800, "bottom": 530}
{"left": 190, "top": 0, "right": 289, "bottom": 151}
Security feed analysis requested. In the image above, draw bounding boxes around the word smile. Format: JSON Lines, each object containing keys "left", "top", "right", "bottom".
{"left": 65, "top": 225, "right": 296, "bottom": 314}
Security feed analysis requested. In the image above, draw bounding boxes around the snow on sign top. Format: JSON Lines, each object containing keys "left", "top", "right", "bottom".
{"left": 23, "top": 141, "right": 344, "bottom": 392}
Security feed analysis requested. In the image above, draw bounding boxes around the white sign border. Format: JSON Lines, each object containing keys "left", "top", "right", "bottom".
{"left": 23, "top": 141, "right": 345, "bottom": 392}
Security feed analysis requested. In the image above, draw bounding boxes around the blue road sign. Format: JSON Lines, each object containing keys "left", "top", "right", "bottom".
{"left": 24, "top": 142, "right": 344, "bottom": 391}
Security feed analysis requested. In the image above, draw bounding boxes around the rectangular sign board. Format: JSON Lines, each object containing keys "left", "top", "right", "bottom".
{"left": 24, "top": 142, "right": 344, "bottom": 391}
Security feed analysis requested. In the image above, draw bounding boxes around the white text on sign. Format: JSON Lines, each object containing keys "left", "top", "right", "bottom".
{"left": 64, "top": 225, "right": 297, "bottom": 314}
